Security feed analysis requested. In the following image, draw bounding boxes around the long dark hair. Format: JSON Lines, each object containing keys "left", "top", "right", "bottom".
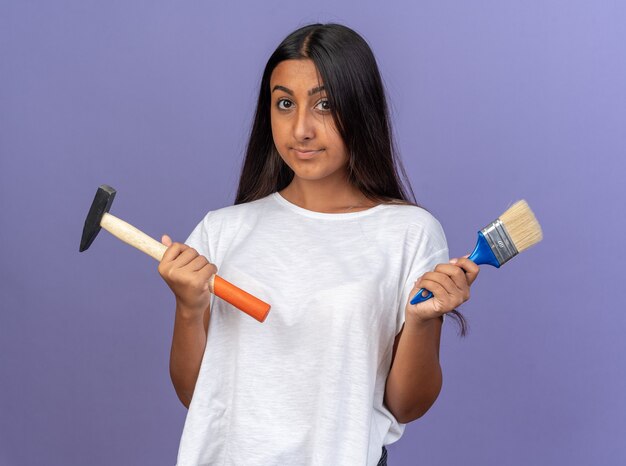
{"left": 235, "top": 23, "right": 467, "bottom": 335}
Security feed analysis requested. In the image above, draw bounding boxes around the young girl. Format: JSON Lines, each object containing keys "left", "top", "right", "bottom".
{"left": 159, "top": 23, "right": 479, "bottom": 466}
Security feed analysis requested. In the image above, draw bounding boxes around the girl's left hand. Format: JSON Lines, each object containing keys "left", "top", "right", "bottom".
{"left": 406, "top": 256, "right": 480, "bottom": 322}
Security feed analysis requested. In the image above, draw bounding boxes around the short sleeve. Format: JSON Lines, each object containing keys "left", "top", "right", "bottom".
{"left": 184, "top": 212, "right": 213, "bottom": 263}
{"left": 395, "top": 218, "right": 449, "bottom": 334}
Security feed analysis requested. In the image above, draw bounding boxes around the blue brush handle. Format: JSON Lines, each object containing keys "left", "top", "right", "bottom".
{"left": 409, "top": 231, "right": 501, "bottom": 305}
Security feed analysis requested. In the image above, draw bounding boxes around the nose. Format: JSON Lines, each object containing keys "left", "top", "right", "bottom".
{"left": 293, "top": 106, "right": 315, "bottom": 142}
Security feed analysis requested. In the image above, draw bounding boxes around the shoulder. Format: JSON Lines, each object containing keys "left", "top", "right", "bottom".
{"left": 384, "top": 202, "right": 441, "bottom": 224}
{"left": 184, "top": 195, "right": 273, "bottom": 256}
{"left": 196, "top": 194, "right": 273, "bottom": 227}
{"left": 364, "top": 203, "right": 448, "bottom": 257}
{"left": 380, "top": 202, "right": 445, "bottom": 234}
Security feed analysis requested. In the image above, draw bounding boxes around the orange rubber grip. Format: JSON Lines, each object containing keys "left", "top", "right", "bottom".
{"left": 212, "top": 275, "right": 271, "bottom": 323}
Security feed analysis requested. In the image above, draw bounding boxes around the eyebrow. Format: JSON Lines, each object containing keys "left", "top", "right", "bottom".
{"left": 271, "top": 85, "right": 325, "bottom": 96}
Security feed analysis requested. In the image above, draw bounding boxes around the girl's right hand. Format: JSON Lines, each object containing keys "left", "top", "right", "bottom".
{"left": 158, "top": 234, "right": 218, "bottom": 319}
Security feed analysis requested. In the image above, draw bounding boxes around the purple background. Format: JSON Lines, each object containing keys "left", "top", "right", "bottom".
{"left": 1, "top": 1, "right": 624, "bottom": 465}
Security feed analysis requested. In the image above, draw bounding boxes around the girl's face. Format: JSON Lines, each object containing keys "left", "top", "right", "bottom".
{"left": 270, "top": 59, "right": 349, "bottom": 185}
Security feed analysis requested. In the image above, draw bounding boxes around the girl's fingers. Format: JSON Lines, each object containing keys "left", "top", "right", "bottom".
{"left": 416, "top": 278, "right": 452, "bottom": 302}
{"left": 172, "top": 247, "right": 200, "bottom": 268}
{"left": 419, "top": 272, "right": 458, "bottom": 297}
{"left": 451, "top": 257, "right": 480, "bottom": 286}
{"left": 197, "top": 262, "right": 218, "bottom": 282}
{"left": 434, "top": 263, "right": 468, "bottom": 293}
{"left": 188, "top": 254, "right": 211, "bottom": 272}
{"left": 188, "top": 262, "right": 217, "bottom": 292}
{"left": 161, "top": 241, "right": 188, "bottom": 263}
{"left": 161, "top": 234, "right": 173, "bottom": 247}
{"left": 409, "top": 258, "right": 478, "bottom": 313}
{"left": 161, "top": 244, "right": 198, "bottom": 269}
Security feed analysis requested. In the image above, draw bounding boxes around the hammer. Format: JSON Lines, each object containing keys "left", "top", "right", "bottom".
{"left": 79, "top": 185, "right": 271, "bottom": 322}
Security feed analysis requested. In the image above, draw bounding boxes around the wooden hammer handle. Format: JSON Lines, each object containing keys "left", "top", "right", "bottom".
{"left": 100, "top": 213, "right": 270, "bottom": 322}
{"left": 101, "top": 213, "right": 168, "bottom": 261}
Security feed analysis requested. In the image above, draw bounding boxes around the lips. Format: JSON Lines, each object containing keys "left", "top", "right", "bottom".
{"left": 291, "top": 148, "right": 323, "bottom": 160}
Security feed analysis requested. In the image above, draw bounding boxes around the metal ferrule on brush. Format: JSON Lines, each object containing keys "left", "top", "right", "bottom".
{"left": 480, "top": 219, "right": 518, "bottom": 266}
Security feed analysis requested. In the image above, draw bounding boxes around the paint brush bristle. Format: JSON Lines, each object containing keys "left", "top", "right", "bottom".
{"left": 499, "top": 200, "right": 543, "bottom": 253}
{"left": 410, "top": 198, "right": 543, "bottom": 306}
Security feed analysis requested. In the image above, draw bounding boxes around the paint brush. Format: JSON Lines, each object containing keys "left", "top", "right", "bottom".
{"left": 410, "top": 200, "right": 543, "bottom": 305}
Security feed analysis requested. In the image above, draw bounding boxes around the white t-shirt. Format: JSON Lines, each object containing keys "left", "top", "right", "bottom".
{"left": 176, "top": 192, "right": 449, "bottom": 466}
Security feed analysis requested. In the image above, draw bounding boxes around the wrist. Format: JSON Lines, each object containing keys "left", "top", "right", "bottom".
{"left": 175, "top": 301, "right": 206, "bottom": 323}
{"left": 404, "top": 311, "right": 442, "bottom": 331}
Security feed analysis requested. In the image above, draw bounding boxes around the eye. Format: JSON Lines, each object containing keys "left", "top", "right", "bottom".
{"left": 277, "top": 99, "right": 294, "bottom": 110}
{"left": 315, "top": 99, "right": 331, "bottom": 112}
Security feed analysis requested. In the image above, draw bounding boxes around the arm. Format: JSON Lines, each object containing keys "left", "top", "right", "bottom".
{"left": 384, "top": 257, "right": 480, "bottom": 423}
{"left": 159, "top": 235, "right": 217, "bottom": 408}
{"left": 169, "top": 304, "right": 210, "bottom": 408}
{"left": 383, "top": 315, "right": 443, "bottom": 423}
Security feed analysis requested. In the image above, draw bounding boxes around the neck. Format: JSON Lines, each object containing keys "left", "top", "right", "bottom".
{"left": 280, "top": 176, "right": 376, "bottom": 213}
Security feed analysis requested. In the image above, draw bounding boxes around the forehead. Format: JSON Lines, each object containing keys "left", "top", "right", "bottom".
{"left": 270, "top": 59, "right": 323, "bottom": 89}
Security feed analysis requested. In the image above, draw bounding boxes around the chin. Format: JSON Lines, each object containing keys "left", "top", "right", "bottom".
{"left": 279, "top": 154, "right": 347, "bottom": 182}
{"left": 292, "top": 169, "right": 346, "bottom": 183}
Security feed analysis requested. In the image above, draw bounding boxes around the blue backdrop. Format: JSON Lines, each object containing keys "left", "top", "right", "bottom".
{"left": 1, "top": 1, "right": 624, "bottom": 465}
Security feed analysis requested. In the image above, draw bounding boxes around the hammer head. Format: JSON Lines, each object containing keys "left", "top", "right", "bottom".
{"left": 80, "top": 185, "right": 116, "bottom": 252}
